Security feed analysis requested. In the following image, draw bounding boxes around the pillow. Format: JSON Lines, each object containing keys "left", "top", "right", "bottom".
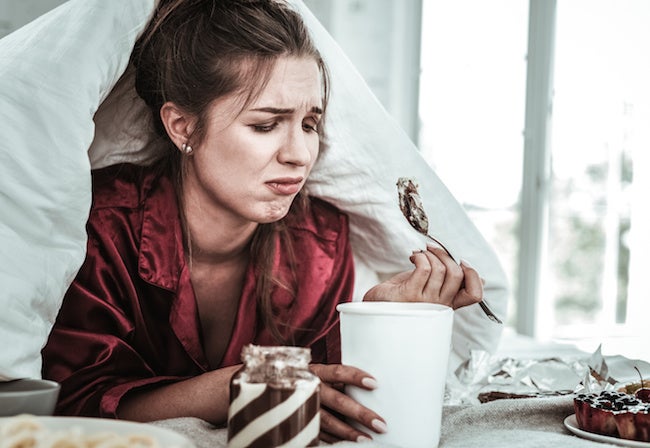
{"left": 0, "top": 0, "right": 508, "bottom": 379}
{"left": 0, "top": 0, "right": 157, "bottom": 380}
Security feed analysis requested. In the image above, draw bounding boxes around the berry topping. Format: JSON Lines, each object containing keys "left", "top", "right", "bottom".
{"left": 574, "top": 390, "right": 650, "bottom": 442}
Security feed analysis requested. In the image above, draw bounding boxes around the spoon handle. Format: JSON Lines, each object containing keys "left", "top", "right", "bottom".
{"left": 478, "top": 300, "right": 503, "bottom": 324}
{"left": 424, "top": 234, "right": 457, "bottom": 263}
{"left": 425, "top": 234, "right": 503, "bottom": 324}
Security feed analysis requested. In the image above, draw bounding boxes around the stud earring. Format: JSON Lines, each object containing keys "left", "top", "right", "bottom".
{"left": 181, "top": 143, "right": 193, "bottom": 155}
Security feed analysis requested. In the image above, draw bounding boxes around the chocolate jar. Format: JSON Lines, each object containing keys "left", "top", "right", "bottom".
{"left": 227, "top": 345, "right": 320, "bottom": 448}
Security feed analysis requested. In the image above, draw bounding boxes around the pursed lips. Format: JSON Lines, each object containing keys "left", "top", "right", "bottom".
{"left": 265, "top": 177, "right": 304, "bottom": 195}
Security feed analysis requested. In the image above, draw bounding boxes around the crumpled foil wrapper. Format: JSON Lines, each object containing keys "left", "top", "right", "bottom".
{"left": 446, "top": 345, "right": 619, "bottom": 405}
{"left": 574, "top": 345, "right": 620, "bottom": 394}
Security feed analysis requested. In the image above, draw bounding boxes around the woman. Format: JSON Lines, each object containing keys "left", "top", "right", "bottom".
{"left": 42, "top": 0, "right": 483, "bottom": 443}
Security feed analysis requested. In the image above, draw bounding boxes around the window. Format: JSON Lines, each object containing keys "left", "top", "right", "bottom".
{"left": 420, "top": 0, "right": 650, "bottom": 360}
{"left": 545, "top": 0, "right": 650, "bottom": 359}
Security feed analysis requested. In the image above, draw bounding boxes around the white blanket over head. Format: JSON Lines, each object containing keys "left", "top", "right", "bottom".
{"left": 0, "top": 0, "right": 508, "bottom": 380}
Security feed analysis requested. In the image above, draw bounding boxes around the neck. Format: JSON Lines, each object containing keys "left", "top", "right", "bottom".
{"left": 186, "top": 221, "right": 257, "bottom": 265}
{"left": 182, "top": 201, "right": 258, "bottom": 266}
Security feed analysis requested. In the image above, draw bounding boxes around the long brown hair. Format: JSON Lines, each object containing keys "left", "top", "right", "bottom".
{"left": 131, "top": 0, "right": 330, "bottom": 343}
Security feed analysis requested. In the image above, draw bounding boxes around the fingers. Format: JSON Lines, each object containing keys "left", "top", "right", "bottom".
{"left": 405, "top": 250, "right": 436, "bottom": 296}
{"left": 363, "top": 249, "right": 484, "bottom": 308}
{"left": 319, "top": 388, "right": 378, "bottom": 442}
{"left": 423, "top": 246, "right": 463, "bottom": 305}
{"left": 310, "top": 363, "right": 375, "bottom": 388}
{"left": 409, "top": 246, "right": 462, "bottom": 305}
{"left": 310, "top": 364, "right": 386, "bottom": 443}
{"left": 319, "top": 409, "right": 374, "bottom": 444}
{"left": 460, "top": 259, "right": 483, "bottom": 299}
{"left": 451, "top": 259, "right": 484, "bottom": 309}
{"left": 319, "top": 423, "right": 340, "bottom": 444}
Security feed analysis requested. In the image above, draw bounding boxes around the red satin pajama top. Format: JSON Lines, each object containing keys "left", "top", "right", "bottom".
{"left": 41, "top": 162, "right": 355, "bottom": 418}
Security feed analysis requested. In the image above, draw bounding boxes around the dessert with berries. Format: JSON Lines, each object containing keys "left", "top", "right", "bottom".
{"left": 574, "top": 390, "right": 650, "bottom": 442}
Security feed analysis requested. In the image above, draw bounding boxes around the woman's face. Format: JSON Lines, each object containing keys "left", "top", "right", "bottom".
{"left": 184, "top": 56, "right": 323, "bottom": 226}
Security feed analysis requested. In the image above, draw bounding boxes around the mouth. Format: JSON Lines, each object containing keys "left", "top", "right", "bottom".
{"left": 266, "top": 177, "right": 304, "bottom": 196}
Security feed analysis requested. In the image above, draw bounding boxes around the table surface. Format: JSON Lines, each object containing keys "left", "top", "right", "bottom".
{"left": 152, "top": 331, "right": 648, "bottom": 447}
{"left": 153, "top": 395, "right": 628, "bottom": 447}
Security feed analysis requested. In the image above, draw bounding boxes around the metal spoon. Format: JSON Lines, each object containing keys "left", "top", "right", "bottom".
{"left": 396, "top": 177, "right": 502, "bottom": 324}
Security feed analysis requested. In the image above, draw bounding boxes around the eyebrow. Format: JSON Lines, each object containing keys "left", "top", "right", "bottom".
{"left": 250, "top": 106, "right": 323, "bottom": 115}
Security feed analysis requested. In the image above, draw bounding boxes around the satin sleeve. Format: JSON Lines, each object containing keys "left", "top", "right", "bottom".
{"left": 41, "top": 213, "right": 192, "bottom": 418}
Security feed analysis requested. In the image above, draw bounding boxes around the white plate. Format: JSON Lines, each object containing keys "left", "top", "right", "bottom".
{"left": 0, "top": 416, "right": 196, "bottom": 448}
{"left": 564, "top": 414, "right": 650, "bottom": 447}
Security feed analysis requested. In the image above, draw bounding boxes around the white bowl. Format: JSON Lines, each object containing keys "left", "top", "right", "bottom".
{"left": 0, "top": 379, "right": 60, "bottom": 416}
{"left": 0, "top": 416, "right": 196, "bottom": 447}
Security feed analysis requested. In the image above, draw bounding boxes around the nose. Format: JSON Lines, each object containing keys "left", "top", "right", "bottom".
{"left": 277, "top": 125, "right": 314, "bottom": 166}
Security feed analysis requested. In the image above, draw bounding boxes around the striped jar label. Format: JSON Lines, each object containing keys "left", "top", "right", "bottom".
{"left": 227, "top": 380, "right": 320, "bottom": 448}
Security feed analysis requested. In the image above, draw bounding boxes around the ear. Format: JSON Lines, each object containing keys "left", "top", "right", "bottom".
{"left": 160, "top": 102, "right": 197, "bottom": 150}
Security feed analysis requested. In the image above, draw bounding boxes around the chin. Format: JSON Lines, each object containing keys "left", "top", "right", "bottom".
{"left": 258, "top": 204, "right": 292, "bottom": 223}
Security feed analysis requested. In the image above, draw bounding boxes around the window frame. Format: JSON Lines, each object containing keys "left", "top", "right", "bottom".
{"left": 516, "top": 0, "right": 557, "bottom": 337}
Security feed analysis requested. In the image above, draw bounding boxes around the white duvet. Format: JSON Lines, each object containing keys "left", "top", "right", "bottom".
{"left": 0, "top": 0, "right": 508, "bottom": 380}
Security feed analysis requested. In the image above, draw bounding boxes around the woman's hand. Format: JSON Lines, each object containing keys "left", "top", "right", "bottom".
{"left": 310, "top": 364, "right": 387, "bottom": 443}
{"left": 363, "top": 245, "right": 483, "bottom": 309}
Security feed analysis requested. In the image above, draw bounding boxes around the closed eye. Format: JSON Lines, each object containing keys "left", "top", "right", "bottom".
{"left": 251, "top": 122, "right": 278, "bottom": 133}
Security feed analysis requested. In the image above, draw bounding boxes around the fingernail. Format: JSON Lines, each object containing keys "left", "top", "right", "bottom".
{"left": 460, "top": 258, "right": 473, "bottom": 268}
{"left": 411, "top": 249, "right": 424, "bottom": 255}
{"left": 356, "top": 435, "right": 373, "bottom": 443}
{"left": 361, "top": 377, "right": 378, "bottom": 389}
{"left": 372, "top": 418, "right": 388, "bottom": 433}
